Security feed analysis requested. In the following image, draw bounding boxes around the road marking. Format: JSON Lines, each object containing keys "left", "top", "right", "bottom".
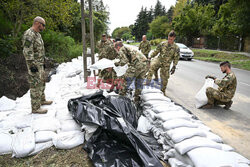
{"left": 239, "top": 82, "right": 250, "bottom": 87}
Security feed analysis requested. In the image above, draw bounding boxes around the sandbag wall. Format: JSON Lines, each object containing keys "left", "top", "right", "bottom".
{"left": 139, "top": 88, "right": 250, "bottom": 167}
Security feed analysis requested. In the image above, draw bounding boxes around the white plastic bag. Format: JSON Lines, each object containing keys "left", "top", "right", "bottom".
{"left": 88, "top": 58, "right": 114, "bottom": 70}
{"left": 12, "top": 127, "right": 35, "bottom": 157}
{"left": 195, "top": 78, "right": 214, "bottom": 108}
{"left": 52, "top": 131, "right": 84, "bottom": 149}
{"left": 35, "top": 131, "right": 57, "bottom": 143}
{"left": 33, "top": 117, "right": 60, "bottom": 132}
{"left": 0, "top": 132, "right": 13, "bottom": 155}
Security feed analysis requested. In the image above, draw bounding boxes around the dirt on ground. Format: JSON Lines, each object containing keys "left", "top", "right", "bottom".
{"left": 0, "top": 145, "right": 93, "bottom": 167}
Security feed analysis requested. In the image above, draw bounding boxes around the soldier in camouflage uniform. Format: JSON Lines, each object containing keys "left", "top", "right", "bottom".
{"left": 146, "top": 30, "right": 180, "bottom": 95}
{"left": 202, "top": 61, "right": 237, "bottom": 110}
{"left": 22, "top": 16, "right": 53, "bottom": 114}
{"left": 114, "top": 41, "right": 147, "bottom": 102}
{"left": 138, "top": 35, "right": 151, "bottom": 59}
{"left": 96, "top": 34, "right": 118, "bottom": 87}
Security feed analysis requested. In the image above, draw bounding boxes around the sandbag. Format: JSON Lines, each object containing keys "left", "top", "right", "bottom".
{"left": 12, "top": 127, "right": 35, "bottom": 158}
{"left": 0, "top": 132, "right": 13, "bottom": 155}
{"left": 52, "top": 131, "right": 84, "bottom": 149}
{"left": 166, "top": 127, "right": 207, "bottom": 143}
{"left": 155, "top": 111, "right": 192, "bottom": 122}
{"left": 195, "top": 78, "right": 214, "bottom": 108}
{"left": 113, "top": 64, "right": 128, "bottom": 77}
{"left": 187, "top": 147, "right": 250, "bottom": 167}
{"left": 175, "top": 136, "right": 222, "bottom": 155}
{"left": 81, "top": 123, "right": 98, "bottom": 141}
{"left": 59, "top": 119, "right": 81, "bottom": 132}
{"left": 35, "top": 131, "right": 57, "bottom": 143}
{"left": 88, "top": 58, "right": 114, "bottom": 70}
{"left": 168, "top": 158, "right": 192, "bottom": 167}
{"left": 142, "top": 93, "right": 171, "bottom": 102}
{"left": 162, "top": 119, "right": 199, "bottom": 130}
{"left": 137, "top": 115, "right": 152, "bottom": 133}
{"left": 0, "top": 96, "right": 16, "bottom": 111}
{"left": 141, "top": 89, "right": 162, "bottom": 95}
{"left": 166, "top": 149, "right": 194, "bottom": 167}
{"left": 33, "top": 117, "right": 60, "bottom": 132}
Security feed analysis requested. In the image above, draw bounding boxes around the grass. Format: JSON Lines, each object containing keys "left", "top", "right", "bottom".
{"left": 0, "top": 145, "right": 93, "bottom": 167}
{"left": 127, "top": 42, "right": 157, "bottom": 50}
{"left": 192, "top": 48, "right": 250, "bottom": 71}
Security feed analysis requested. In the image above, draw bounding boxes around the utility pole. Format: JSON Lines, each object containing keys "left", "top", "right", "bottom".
{"left": 81, "top": 0, "right": 95, "bottom": 82}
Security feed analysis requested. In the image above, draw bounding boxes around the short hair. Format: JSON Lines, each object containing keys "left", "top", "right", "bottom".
{"left": 33, "top": 16, "right": 45, "bottom": 24}
{"left": 102, "top": 34, "right": 106, "bottom": 37}
{"left": 168, "top": 30, "right": 176, "bottom": 37}
{"left": 115, "top": 41, "right": 123, "bottom": 48}
{"left": 220, "top": 61, "right": 231, "bottom": 68}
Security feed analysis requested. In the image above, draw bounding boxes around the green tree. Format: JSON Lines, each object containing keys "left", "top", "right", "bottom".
{"left": 154, "top": 0, "right": 166, "bottom": 18}
{"left": 149, "top": 16, "right": 171, "bottom": 38}
{"left": 112, "top": 27, "right": 132, "bottom": 40}
{"left": 166, "top": 6, "right": 174, "bottom": 22}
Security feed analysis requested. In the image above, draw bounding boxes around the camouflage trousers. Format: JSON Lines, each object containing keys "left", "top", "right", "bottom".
{"left": 119, "top": 66, "right": 147, "bottom": 101}
{"left": 206, "top": 87, "right": 232, "bottom": 105}
{"left": 147, "top": 58, "right": 170, "bottom": 93}
{"left": 98, "top": 68, "right": 117, "bottom": 83}
{"left": 27, "top": 64, "right": 45, "bottom": 112}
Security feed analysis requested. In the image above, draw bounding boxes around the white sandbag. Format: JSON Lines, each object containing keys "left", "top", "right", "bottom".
{"left": 155, "top": 111, "right": 192, "bottom": 122}
{"left": 137, "top": 115, "right": 152, "bottom": 133}
{"left": 142, "top": 93, "right": 171, "bottom": 102}
{"left": 187, "top": 147, "right": 250, "bottom": 167}
{"left": 35, "top": 131, "right": 57, "bottom": 143}
{"left": 59, "top": 119, "right": 81, "bottom": 132}
{"left": 168, "top": 158, "right": 192, "bottom": 167}
{"left": 52, "top": 131, "right": 84, "bottom": 149}
{"left": 29, "top": 141, "right": 53, "bottom": 156}
{"left": 12, "top": 127, "right": 35, "bottom": 157}
{"left": 0, "top": 96, "right": 16, "bottom": 111}
{"left": 144, "top": 109, "right": 157, "bottom": 120}
{"left": 162, "top": 119, "right": 199, "bottom": 131}
{"left": 166, "top": 127, "right": 207, "bottom": 143}
{"left": 153, "top": 105, "right": 183, "bottom": 113}
{"left": 113, "top": 64, "right": 128, "bottom": 77}
{"left": 88, "top": 58, "right": 114, "bottom": 70}
{"left": 33, "top": 117, "right": 60, "bottom": 132}
{"left": 0, "top": 132, "right": 13, "bottom": 155}
{"left": 166, "top": 149, "right": 194, "bottom": 167}
{"left": 204, "top": 131, "right": 223, "bottom": 143}
{"left": 0, "top": 114, "right": 32, "bottom": 129}
{"left": 175, "top": 136, "right": 222, "bottom": 155}
{"left": 195, "top": 78, "right": 214, "bottom": 108}
{"left": 141, "top": 89, "right": 162, "bottom": 95}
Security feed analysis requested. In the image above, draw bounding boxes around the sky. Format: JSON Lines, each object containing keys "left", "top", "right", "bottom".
{"left": 102, "top": 0, "right": 177, "bottom": 34}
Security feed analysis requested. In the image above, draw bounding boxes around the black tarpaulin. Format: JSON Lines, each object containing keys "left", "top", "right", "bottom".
{"left": 68, "top": 90, "right": 163, "bottom": 167}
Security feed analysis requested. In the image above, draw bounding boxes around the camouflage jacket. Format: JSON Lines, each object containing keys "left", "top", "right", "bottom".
{"left": 215, "top": 72, "right": 237, "bottom": 99}
{"left": 22, "top": 28, "right": 45, "bottom": 66}
{"left": 116, "top": 46, "right": 147, "bottom": 69}
{"left": 139, "top": 40, "right": 151, "bottom": 55}
{"left": 150, "top": 41, "right": 180, "bottom": 67}
{"left": 97, "top": 40, "right": 117, "bottom": 60}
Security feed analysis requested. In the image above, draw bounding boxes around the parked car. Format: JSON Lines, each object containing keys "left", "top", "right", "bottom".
{"left": 176, "top": 43, "right": 194, "bottom": 60}
{"left": 126, "top": 40, "right": 134, "bottom": 44}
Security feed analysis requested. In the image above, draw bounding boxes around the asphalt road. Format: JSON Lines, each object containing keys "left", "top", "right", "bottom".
{"left": 165, "top": 59, "right": 250, "bottom": 158}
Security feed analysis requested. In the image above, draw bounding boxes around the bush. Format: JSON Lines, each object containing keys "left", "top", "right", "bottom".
{"left": 42, "top": 30, "right": 82, "bottom": 63}
{"left": 0, "top": 36, "right": 19, "bottom": 58}
{"left": 150, "top": 38, "right": 166, "bottom": 46}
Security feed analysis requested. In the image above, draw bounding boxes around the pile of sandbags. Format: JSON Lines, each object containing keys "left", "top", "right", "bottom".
{"left": 139, "top": 88, "right": 250, "bottom": 167}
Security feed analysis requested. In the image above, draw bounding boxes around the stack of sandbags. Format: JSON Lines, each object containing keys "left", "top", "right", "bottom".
{"left": 140, "top": 88, "right": 250, "bottom": 167}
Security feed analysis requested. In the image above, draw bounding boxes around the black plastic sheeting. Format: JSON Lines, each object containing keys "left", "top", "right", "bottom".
{"left": 68, "top": 90, "right": 163, "bottom": 167}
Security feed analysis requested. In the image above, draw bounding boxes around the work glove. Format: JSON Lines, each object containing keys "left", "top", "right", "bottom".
{"left": 30, "top": 66, "right": 38, "bottom": 73}
{"left": 205, "top": 75, "right": 216, "bottom": 80}
{"left": 170, "top": 66, "right": 176, "bottom": 75}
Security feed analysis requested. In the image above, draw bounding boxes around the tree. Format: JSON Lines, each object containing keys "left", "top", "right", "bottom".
{"left": 149, "top": 16, "right": 171, "bottom": 38}
{"left": 166, "top": 6, "right": 174, "bottom": 22}
{"left": 112, "top": 27, "right": 132, "bottom": 40}
{"left": 154, "top": 0, "right": 166, "bottom": 18}
{"left": 173, "top": 0, "right": 188, "bottom": 19}
{"left": 173, "top": 3, "right": 215, "bottom": 45}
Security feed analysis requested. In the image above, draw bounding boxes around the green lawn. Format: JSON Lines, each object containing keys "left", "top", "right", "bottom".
{"left": 192, "top": 48, "right": 250, "bottom": 71}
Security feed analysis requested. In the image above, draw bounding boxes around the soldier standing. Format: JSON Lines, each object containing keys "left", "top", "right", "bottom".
{"left": 114, "top": 41, "right": 147, "bottom": 102}
{"left": 22, "top": 16, "right": 53, "bottom": 114}
{"left": 138, "top": 35, "right": 151, "bottom": 59}
{"left": 146, "top": 30, "right": 180, "bottom": 95}
{"left": 202, "top": 61, "right": 237, "bottom": 109}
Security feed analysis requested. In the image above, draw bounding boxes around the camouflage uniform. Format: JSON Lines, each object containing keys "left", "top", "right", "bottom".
{"left": 22, "top": 28, "right": 46, "bottom": 112}
{"left": 116, "top": 46, "right": 147, "bottom": 101}
{"left": 147, "top": 41, "right": 180, "bottom": 93}
{"left": 206, "top": 72, "right": 237, "bottom": 105}
{"left": 138, "top": 40, "right": 151, "bottom": 58}
{"left": 97, "top": 40, "right": 117, "bottom": 82}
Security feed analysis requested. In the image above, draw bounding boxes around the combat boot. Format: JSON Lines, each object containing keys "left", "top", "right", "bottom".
{"left": 32, "top": 108, "right": 48, "bottom": 114}
{"left": 41, "top": 100, "right": 53, "bottom": 105}
{"left": 201, "top": 103, "right": 214, "bottom": 109}
{"left": 224, "top": 101, "right": 233, "bottom": 110}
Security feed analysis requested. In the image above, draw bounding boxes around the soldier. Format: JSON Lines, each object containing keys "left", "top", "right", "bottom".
{"left": 202, "top": 61, "right": 237, "bottom": 109}
{"left": 96, "top": 34, "right": 117, "bottom": 87}
{"left": 22, "top": 16, "right": 53, "bottom": 114}
{"left": 146, "top": 30, "right": 180, "bottom": 95}
{"left": 138, "top": 35, "right": 151, "bottom": 59}
{"left": 114, "top": 41, "right": 147, "bottom": 102}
